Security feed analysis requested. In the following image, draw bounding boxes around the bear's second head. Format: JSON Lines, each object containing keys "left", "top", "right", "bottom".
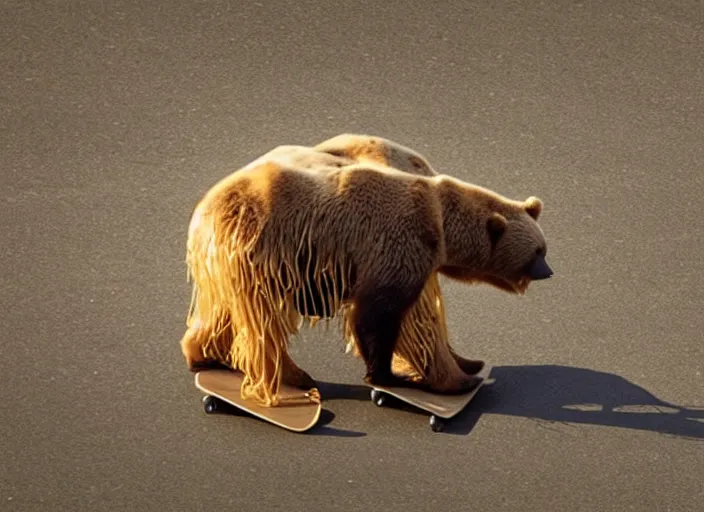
{"left": 439, "top": 182, "right": 553, "bottom": 295}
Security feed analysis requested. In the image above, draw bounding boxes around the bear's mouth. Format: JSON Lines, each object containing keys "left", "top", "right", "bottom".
{"left": 484, "top": 274, "right": 530, "bottom": 295}
{"left": 515, "top": 276, "right": 531, "bottom": 294}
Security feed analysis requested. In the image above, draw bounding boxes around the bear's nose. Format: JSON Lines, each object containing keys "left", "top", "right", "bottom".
{"left": 529, "top": 253, "right": 553, "bottom": 280}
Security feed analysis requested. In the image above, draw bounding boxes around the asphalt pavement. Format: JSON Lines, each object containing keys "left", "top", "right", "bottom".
{"left": 2, "top": 0, "right": 703, "bottom": 510}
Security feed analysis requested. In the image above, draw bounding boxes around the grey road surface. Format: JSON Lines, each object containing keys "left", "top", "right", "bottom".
{"left": 2, "top": 0, "right": 703, "bottom": 511}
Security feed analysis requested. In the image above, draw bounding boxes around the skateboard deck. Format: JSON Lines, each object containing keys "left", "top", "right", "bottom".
{"left": 366, "top": 364, "right": 494, "bottom": 432}
{"left": 194, "top": 369, "right": 322, "bottom": 432}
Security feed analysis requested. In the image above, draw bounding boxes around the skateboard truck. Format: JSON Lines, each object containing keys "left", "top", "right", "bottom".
{"left": 370, "top": 388, "right": 448, "bottom": 432}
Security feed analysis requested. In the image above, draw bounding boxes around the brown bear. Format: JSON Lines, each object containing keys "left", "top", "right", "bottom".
{"left": 180, "top": 137, "right": 552, "bottom": 407}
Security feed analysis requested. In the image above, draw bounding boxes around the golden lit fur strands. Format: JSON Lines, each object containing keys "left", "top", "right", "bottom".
{"left": 315, "top": 134, "right": 477, "bottom": 391}
{"left": 183, "top": 165, "right": 348, "bottom": 406}
{"left": 182, "top": 155, "right": 378, "bottom": 407}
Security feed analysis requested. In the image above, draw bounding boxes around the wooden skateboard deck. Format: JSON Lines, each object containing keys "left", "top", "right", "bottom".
{"left": 366, "top": 364, "right": 494, "bottom": 432}
{"left": 194, "top": 369, "right": 322, "bottom": 432}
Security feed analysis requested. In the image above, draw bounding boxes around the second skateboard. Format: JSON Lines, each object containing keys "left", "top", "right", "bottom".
{"left": 366, "top": 364, "right": 493, "bottom": 432}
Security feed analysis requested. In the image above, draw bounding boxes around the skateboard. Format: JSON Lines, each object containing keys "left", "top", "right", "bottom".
{"left": 366, "top": 364, "right": 493, "bottom": 432}
{"left": 194, "top": 369, "right": 322, "bottom": 433}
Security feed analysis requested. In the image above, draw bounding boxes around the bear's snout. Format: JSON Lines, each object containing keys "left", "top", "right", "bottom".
{"left": 529, "top": 253, "right": 553, "bottom": 280}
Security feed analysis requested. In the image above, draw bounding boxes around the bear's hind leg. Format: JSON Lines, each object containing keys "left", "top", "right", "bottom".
{"left": 281, "top": 351, "right": 317, "bottom": 390}
{"left": 180, "top": 319, "right": 232, "bottom": 372}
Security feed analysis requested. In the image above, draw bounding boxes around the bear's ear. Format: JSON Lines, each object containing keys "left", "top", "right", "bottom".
{"left": 524, "top": 196, "right": 543, "bottom": 220}
{"left": 487, "top": 212, "right": 508, "bottom": 245}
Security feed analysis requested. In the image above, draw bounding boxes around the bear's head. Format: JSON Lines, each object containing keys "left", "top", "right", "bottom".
{"left": 438, "top": 182, "right": 553, "bottom": 295}
{"left": 482, "top": 196, "right": 553, "bottom": 294}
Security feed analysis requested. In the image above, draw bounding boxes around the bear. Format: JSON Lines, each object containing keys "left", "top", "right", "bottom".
{"left": 180, "top": 137, "right": 553, "bottom": 407}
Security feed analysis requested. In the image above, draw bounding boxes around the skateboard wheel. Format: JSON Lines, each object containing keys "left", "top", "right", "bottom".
{"left": 429, "top": 415, "right": 444, "bottom": 433}
{"left": 202, "top": 395, "right": 218, "bottom": 414}
{"left": 370, "top": 389, "right": 385, "bottom": 407}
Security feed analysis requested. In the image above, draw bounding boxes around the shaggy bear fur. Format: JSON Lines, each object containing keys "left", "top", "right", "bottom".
{"left": 180, "top": 135, "right": 552, "bottom": 406}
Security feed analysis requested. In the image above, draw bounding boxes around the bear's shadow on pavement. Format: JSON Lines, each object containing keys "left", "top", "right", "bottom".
{"left": 316, "top": 365, "right": 704, "bottom": 439}
{"left": 442, "top": 365, "right": 704, "bottom": 438}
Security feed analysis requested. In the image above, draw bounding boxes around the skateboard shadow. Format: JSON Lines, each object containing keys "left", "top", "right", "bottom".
{"left": 194, "top": 387, "right": 367, "bottom": 437}
{"left": 293, "top": 381, "right": 370, "bottom": 437}
{"left": 442, "top": 365, "right": 704, "bottom": 439}
{"left": 308, "top": 409, "right": 367, "bottom": 438}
